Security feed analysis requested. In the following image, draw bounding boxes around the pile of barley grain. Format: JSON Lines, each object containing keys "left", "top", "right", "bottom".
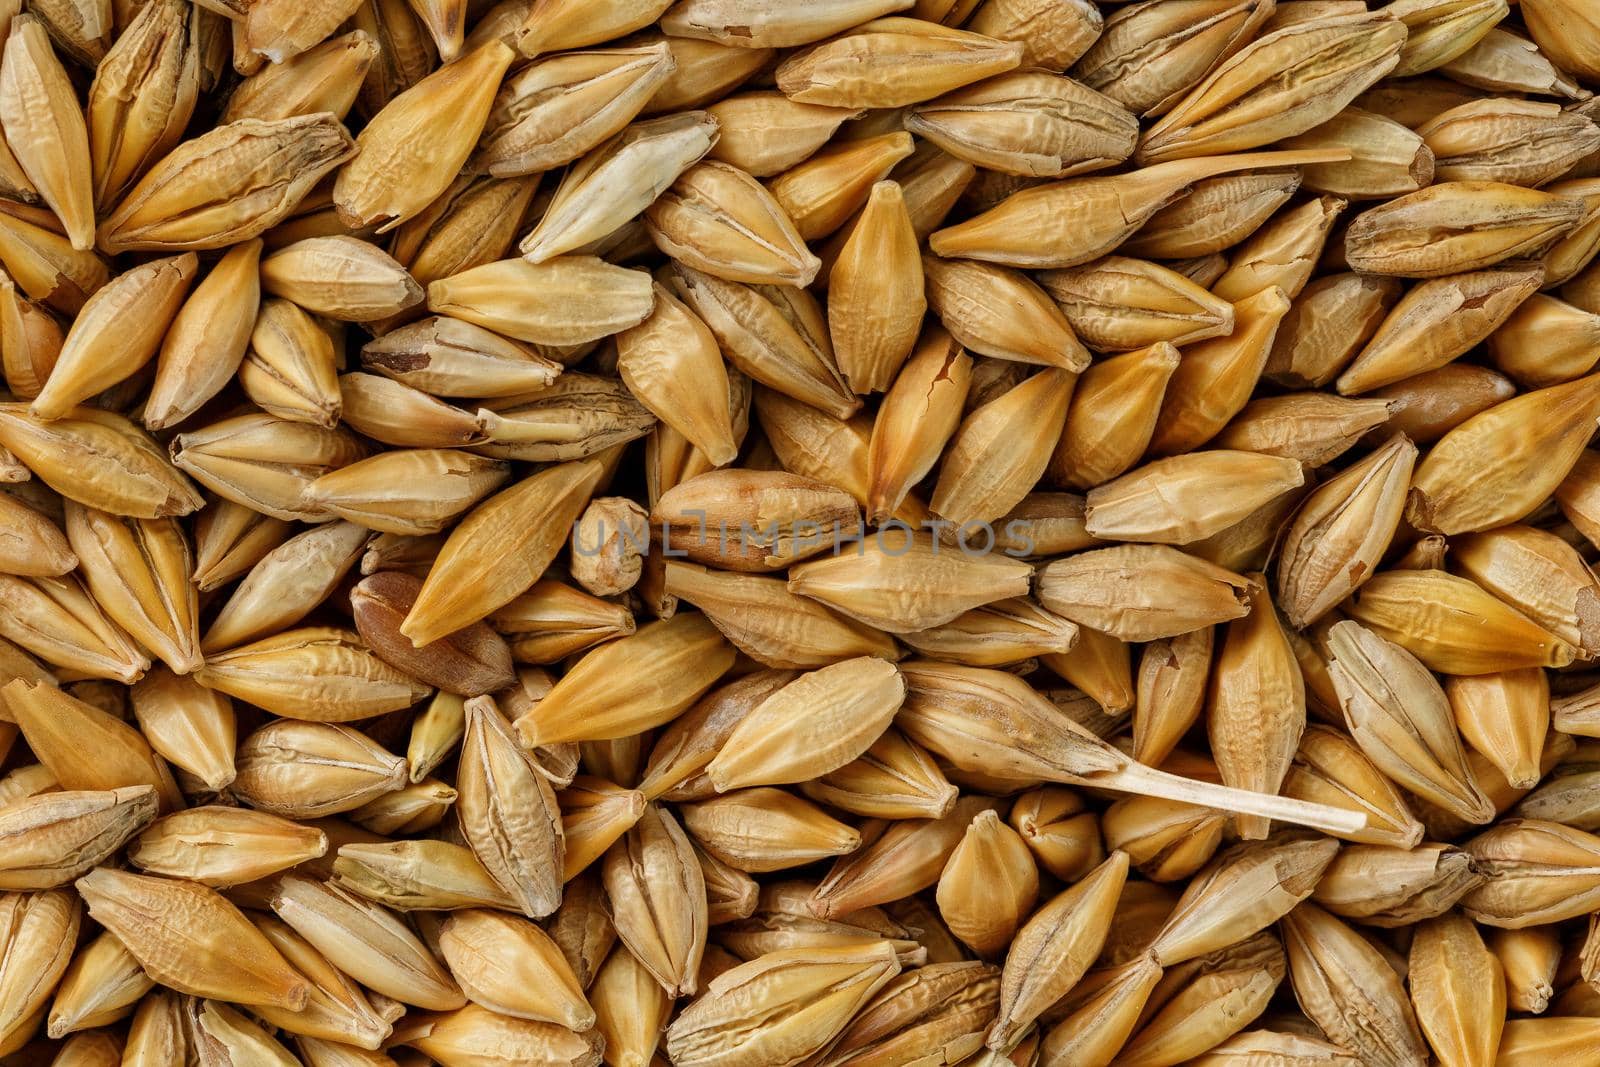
{"left": 3, "top": 0, "right": 1600, "bottom": 1063}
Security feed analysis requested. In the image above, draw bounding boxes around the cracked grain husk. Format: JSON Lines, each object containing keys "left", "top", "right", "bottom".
{"left": 127, "top": 805, "right": 325, "bottom": 888}
{"left": 1314, "top": 842, "right": 1485, "bottom": 927}
{"left": 664, "top": 941, "right": 901, "bottom": 1067}
{"left": 331, "top": 839, "right": 519, "bottom": 911}
{"left": 1327, "top": 620, "right": 1495, "bottom": 823}
{"left": 0, "top": 890, "right": 80, "bottom": 1051}
{"left": 229, "top": 719, "right": 405, "bottom": 819}
{"left": 457, "top": 694, "right": 565, "bottom": 918}
{"left": 988, "top": 849, "right": 1127, "bottom": 1051}
{"left": 1118, "top": 931, "right": 1286, "bottom": 1067}
{"left": 97, "top": 113, "right": 356, "bottom": 254}
{"left": 1281, "top": 902, "right": 1429, "bottom": 1067}
{"left": 602, "top": 803, "right": 707, "bottom": 997}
